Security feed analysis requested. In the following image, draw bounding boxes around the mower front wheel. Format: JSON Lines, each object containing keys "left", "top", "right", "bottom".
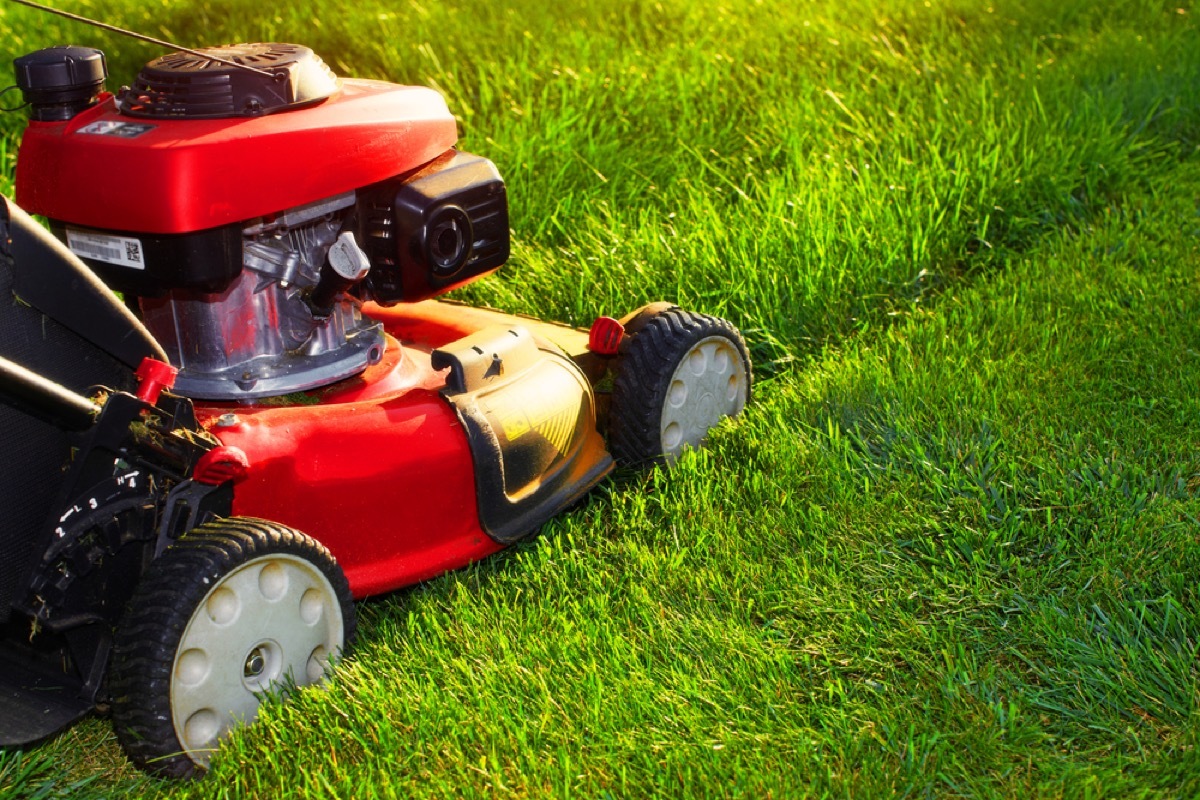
{"left": 610, "top": 307, "right": 751, "bottom": 464}
{"left": 109, "top": 517, "right": 354, "bottom": 778}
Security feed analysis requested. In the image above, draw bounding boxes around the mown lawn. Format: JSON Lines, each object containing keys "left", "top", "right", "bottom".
{"left": 0, "top": 0, "right": 1197, "bottom": 797}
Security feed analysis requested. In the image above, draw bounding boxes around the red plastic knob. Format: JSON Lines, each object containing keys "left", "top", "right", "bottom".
{"left": 193, "top": 446, "right": 251, "bottom": 486}
{"left": 134, "top": 357, "right": 178, "bottom": 404}
{"left": 587, "top": 316, "right": 625, "bottom": 356}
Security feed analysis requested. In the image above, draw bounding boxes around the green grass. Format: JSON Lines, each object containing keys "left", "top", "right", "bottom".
{"left": 0, "top": 0, "right": 1198, "bottom": 797}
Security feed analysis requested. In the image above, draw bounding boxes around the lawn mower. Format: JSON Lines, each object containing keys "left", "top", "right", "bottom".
{"left": 0, "top": 34, "right": 751, "bottom": 777}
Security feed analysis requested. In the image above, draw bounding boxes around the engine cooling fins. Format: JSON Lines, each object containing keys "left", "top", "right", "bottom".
{"left": 118, "top": 43, "right": 339, "bottom": 119}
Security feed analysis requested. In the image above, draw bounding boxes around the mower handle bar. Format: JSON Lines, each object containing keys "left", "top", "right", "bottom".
{"left": 0, "top": 353, "right": 101, "bottom": 431}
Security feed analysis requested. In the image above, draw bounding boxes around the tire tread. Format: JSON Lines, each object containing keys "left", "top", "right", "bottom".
{"left": 109, "top": 517, "right": 354, "bottom": 778}
{"left": 609, "top": 307, "right": 751, "bottom": 465}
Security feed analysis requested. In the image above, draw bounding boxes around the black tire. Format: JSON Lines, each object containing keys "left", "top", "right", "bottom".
{"left": 109, "top": 517, "right": 355, "bottom": 778}
{"left": 609, "top": 307, "right": 751, "bottom": 465}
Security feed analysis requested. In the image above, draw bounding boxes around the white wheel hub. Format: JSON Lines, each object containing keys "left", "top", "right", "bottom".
{"left": 170, "top": 553, "right": 344, "bottom": 763}
{"left": 660, "top": 335, "right": 748, "bottom": 462}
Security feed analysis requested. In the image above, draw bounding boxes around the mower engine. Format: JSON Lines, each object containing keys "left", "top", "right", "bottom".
{"left": 14, "top": 43, "right": 510, "bottom": 400}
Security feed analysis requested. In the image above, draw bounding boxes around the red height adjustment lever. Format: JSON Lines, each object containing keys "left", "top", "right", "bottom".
{"left": 193, "top": 446, "right": 251, "bottom": 486}
{"left": 135, "top": 357, "right": 178, "bottom": 405}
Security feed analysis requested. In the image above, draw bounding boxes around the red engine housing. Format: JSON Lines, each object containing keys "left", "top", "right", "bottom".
{"left": 15, "top": 79, "right": 457, "bottom": 234}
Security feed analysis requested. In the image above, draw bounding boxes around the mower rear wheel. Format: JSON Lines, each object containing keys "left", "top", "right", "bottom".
{"left": 610, "top": 307, "right": 751, "bottom": 464}
{"left": 109, "top": 517, "right": 354, "bottom": 778}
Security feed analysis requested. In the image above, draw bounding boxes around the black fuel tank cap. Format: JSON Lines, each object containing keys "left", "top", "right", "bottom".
{"left": 14, "top": 46, "right": 108, "bottom": 122}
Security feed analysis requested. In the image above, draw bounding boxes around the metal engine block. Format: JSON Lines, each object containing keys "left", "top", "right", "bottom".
{"left": 138, "top": 193, "right": 385, "bottom": 400}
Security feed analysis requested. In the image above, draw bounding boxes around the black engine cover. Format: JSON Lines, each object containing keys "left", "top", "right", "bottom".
{"left": 359, "top": 150, "right": 510, "bottom": 305}
{"left": 47, "top": 221, "right": 243, "bottom": 297}
{"left": 119, "top": 43, "right": 339, "bottom": 119}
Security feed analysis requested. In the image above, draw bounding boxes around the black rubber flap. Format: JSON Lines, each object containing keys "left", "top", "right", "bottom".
{"left": 4, "top": 197, "right": 166, "bottom": 370}
{"left": 0, "top": 197, "right": 156, "bottom": 623}
{"left": 0, "top": 643, "right": 90, "bottom": 746}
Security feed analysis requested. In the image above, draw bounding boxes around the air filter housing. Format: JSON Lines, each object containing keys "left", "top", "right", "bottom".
{"left": 118, "top": 43, "right": 338, "bottom": 119}
{"left": 359, "top": 151, "right": 510, "bottom": 305}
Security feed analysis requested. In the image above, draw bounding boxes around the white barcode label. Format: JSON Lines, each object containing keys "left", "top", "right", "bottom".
{"left": 66, "top": 229, "right": 146, "bottom": 270}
